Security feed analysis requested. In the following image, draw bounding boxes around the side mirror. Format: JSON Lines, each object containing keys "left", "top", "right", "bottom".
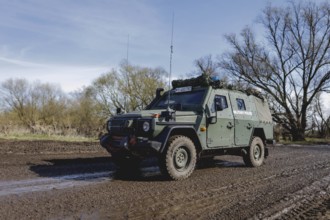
{"left": 161, "top": 109, "right": 176, "bottom": 122}
{"left": 116, "top": 108, "right": 122, "bottom": 114}
{"left": 205, "top": 104, "right": 217, "bottom": 124}
{"left": 208, "top": 116, "right": 217, "bottom": 124}
{"left": 156, "top": 88, "right": 164, "bottom": 98}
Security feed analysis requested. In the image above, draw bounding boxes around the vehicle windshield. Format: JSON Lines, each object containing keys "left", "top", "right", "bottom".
{"left": 149, "top": 88, "right": 206, "bottom": 111}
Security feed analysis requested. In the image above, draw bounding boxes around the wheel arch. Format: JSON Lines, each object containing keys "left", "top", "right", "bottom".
{"left": 250, "top": 127, "right": 266, "bottom": 144}
{"left": 159, "top": 126, "right": 202, "bottom": 155}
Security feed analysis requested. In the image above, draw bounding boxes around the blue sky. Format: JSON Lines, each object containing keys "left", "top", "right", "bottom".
{"left": 0, "top": 0, "right": 328, "bottom": 112}
{"left": 0, "top": 0, "right": 285, "bottom": 92}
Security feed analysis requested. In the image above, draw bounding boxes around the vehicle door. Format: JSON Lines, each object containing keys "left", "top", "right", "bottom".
{"left": 207, "top": 90, "right": 235, "bottom": 148}
{"left": 229, "top": 92, "right": 254, "bottom": 146}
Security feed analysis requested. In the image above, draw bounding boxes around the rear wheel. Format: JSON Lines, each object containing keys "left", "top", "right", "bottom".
{"left": 243, "top": 136, "right": 265, "bottom": 167}
{"left": 159, "top": 135, "right": 197, "bottom": 180}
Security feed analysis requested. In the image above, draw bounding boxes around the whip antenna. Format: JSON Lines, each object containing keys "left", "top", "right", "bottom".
{"left": 124, "top": 34, "right": 130, "bottom": 112}
{"left": 167, "top": 13, "right": 174, "bottom": 110}
{"left": 126, "top": 34, "right": 130, "bottom": 64}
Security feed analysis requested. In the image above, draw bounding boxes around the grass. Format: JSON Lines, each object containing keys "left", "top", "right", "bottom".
{"left": 279, "top": 137, "right": 330, "bottom": 145}
{"left": 0, "top": 133, "right": 98, "bottom": 142}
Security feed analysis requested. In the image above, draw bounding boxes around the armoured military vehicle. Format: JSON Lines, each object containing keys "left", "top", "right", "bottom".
{"left": 100, "top": 75, "right": 274, "bottom": 180}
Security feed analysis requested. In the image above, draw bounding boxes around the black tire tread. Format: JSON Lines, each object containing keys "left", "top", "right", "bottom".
{"left": 243, "top": 136, "right": 265, "bottom": 167}
{"left": 160, "top": 135, "right": 197, "bottom": 180}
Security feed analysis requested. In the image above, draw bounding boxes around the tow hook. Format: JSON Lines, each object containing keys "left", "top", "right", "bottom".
{"left": 129, "top": 135, "right": 137, "bottom": 146}
{"left": 119, "top": 137, "right": 129, "bottom": 150}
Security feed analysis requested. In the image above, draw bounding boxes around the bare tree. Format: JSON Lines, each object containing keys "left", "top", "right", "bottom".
{"left": 90, "top": 62, "right": 166, "bottom": 118}
{"left": 220, "top": 1, "right": 330, "bottom": 141}
{"left": 0, "top": 62, "right": 166, "bottom": 137}
{"left": 0, "top": 78, "right": 30, "bottom": 124}
{"left": 0, "top": 78, "right": 67, "bottom": 133}
{"left": 89, "top": 70, "right": 122, "bottom": 117}
{"left": 66, "top": 88, "right": 103, "bottom": 136}
{"left": 312, "top": 93, "right": 330, "bottom": 138}
{"left": 194, "top": 55, "right": 220, "bottom": 77}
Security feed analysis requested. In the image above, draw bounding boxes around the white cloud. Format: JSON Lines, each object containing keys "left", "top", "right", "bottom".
{"left": 0, "top": 56, "right": 47, "bottom": 68}
{"left": 0, "top": 1, "right": 164, "bottom": 52}
{"left": 0, "top": 0, "right": 172, "bottom": 88}
{"left": 0, "top": 1, "right": 163, "bottom": 91}
{"left": 0, "top": 57, "right": 110, "bottom": 92}
{"left": 1, "top": 0, "right": 329, "bottom": 104}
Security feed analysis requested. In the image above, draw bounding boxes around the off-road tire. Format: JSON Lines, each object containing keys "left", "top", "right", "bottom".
{"left": 160, "top": 135, "right": 197, "bottom": 180}
{"left": 243, "top": 136, "right": 265, "bottom": 167}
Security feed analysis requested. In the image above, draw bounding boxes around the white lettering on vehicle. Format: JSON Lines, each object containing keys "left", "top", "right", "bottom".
{"left": 233, "top": 110, "right": 253, "bottom": 116}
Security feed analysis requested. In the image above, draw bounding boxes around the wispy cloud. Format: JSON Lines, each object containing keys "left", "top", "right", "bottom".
{"left": 1, "top": 0, "right": 329, "bottom": 117}
{"left": 0, "top": 0, "right": 169, "bottom": 92}
{"left": 0, "top": 1, "right": 166, "bottom": 59}
{"left": 0, "top": 56, "right": 47, "bottom": 68}
{"left": 0, "top": 57, "right": 110, "bottom": 92}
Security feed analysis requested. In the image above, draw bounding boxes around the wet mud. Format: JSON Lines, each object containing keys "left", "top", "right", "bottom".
{"left": 0, "top": 140, "right": 329, "bottom": 219}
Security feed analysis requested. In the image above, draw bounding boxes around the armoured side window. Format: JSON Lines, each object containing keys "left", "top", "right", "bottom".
{"left": 236, "top": 98, "right": 246, "bottom": 110}
{"left": 215, "top": 95, "right": 228, "bottom": 111}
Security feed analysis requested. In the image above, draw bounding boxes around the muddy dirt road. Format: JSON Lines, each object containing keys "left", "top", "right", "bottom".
{"left": 0, "top": 140, "right": 330, "bottom": 219}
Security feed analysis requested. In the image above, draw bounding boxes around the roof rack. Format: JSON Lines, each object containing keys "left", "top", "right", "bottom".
{"left": 172, "top": 74, "right": 264, "bottom": 100}
{"left": 172, "top": 74, "right": 217, "bottom": 88}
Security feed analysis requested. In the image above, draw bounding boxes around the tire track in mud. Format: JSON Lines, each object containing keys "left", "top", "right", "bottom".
{"left": 256, "top": 172, "right": 330, "bottom": 220}
{"left": 102, "top": 158, "right": 330, "bottom": 219}
{"left": 207, "top": 160, "right": 330, "bottom": 219}
{"left": 0, "top": 144, "right": 330, "bottom": 219}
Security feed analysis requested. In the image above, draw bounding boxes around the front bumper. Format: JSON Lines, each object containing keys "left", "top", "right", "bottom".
{"left": 100, "top": 134, "right": 162, "bottom": 156}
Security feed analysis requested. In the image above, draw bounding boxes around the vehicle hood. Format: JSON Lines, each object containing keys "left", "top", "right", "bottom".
{"left": 112, "top": 110, "right": 199, "bottom": 119}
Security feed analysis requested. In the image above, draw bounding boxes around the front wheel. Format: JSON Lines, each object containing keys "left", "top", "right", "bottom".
{"left": 159, "top": 135, "right": 197, "bottom": 180}
{"left": 243, "top": 136, "right": 265, "bottom": 167}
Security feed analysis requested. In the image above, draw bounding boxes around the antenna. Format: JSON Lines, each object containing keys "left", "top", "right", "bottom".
{"left": 126, "top": 34, "right": 130, "bottom": 65}
{"left": 167, "top": 13, "right": 174, "bottom": 111}
{"left": 124, "top": 34, "right": 130, "bottom": 112}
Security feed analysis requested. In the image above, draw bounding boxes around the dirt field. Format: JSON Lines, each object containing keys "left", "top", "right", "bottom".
{"left": 0, "top": 140, "right": 330, "bottom": 219}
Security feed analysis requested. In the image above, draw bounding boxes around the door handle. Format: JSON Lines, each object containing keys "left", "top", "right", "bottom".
{"left": 227, "top": 122, "right": 234, "bottom": 129}
{"left": 247, "top": 123, "right": 252, "bottom": 129}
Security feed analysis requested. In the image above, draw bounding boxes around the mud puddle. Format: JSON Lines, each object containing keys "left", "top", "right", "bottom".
{"left": 0, "top": 166, "right": 161, "bottom": 197}
{"left": 0, "top": 171, "right": 114, "bottom": 197}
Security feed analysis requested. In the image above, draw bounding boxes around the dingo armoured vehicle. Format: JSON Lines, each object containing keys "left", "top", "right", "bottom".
{"left": 100, "top": 75, "right": 274, "bottom": 180}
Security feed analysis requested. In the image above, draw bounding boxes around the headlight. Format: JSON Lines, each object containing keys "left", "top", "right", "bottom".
{"left": 143, "top": 121, "right": 150, "bottom": 132}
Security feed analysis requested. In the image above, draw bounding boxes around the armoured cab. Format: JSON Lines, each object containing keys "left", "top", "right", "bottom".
{"left": 205, "top": 88, "right": 273, "bottom": 149}
{"left": 100, "top": 74, "right": 274, "bottom": 180}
